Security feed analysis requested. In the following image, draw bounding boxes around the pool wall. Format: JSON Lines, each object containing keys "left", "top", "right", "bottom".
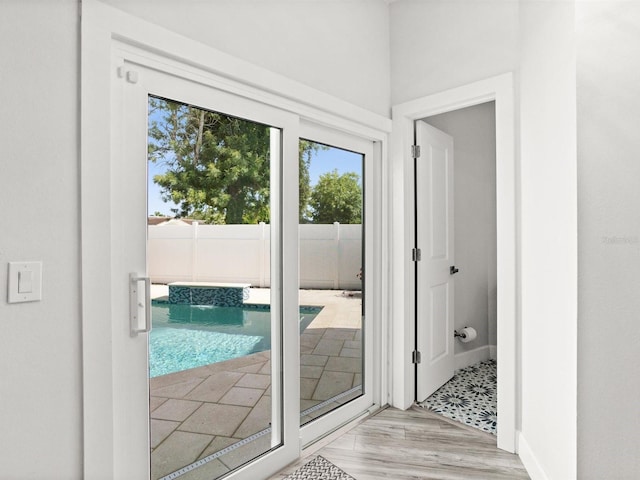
{"left": 168, "top": 283, "right": 250, "bottom": 307}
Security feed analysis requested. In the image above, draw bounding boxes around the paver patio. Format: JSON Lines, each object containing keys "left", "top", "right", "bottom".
{"left": 149, "top": 287, "right": 363, "bottom": 479}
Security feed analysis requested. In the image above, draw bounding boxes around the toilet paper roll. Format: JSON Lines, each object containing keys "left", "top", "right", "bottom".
{"left": 458, "top": 327, "right": 477, "bottom": 343}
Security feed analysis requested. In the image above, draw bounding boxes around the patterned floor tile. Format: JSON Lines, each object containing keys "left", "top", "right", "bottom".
{"left": 283, "top": 456, "right": 356, "bottom": 480}
{"left": 419, "top": 359, "right": 497, "bottom": 435}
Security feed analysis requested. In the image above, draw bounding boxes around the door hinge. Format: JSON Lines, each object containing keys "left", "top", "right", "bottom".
{"left": 412, "top": 248, "right": 421, "bottom": 262}
{"left": 412, "top": 350, "right": 422, "bottom": 364}
{"left": 411, "top": 144, "right": 421, "bottom": 158}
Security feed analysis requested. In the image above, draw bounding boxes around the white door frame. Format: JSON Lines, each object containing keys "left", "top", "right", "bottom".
{"left": 390, "top": 73, "right": 518, "bottom": 453}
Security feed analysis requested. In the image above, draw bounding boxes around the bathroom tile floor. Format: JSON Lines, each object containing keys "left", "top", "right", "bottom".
{"left": 418, "top": 359, "right": 498, "bottom": 435}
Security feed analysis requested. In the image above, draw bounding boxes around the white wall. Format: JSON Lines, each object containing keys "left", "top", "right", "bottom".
{"left": 0, "top": 1, "right": 82, "bottom": 478}
{"left": 576, "top": 3, "right": 640, "bottom": 478}
{"left": 8, "top": 1, "right": 636, "bottom": 478}
{"left": 100, "top": 0, "right": 391, "bottom": 117}
{"left": 389, "top": 0, "right": 519, "bottom": 105}
{"left": 425, "top": 102, "right": 497, "bottom": 353}
{"left": 518, "top": 2, "right": 577, "bottom": 479}
{"left": 0, "top": 1, "right": 389, "bottom": 478}
{"left": 390, "top": 2, "right": 579, "bottom": 478}
{"left": 389, "top": 0, "right": 519, "bottom": 412}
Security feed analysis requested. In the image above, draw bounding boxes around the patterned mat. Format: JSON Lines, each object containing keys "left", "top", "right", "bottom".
{"left": 284, "top": 456, "right": 356, "bottom": 480}
{"left": 419, "top": 359, "right": 497, "bottom": 435}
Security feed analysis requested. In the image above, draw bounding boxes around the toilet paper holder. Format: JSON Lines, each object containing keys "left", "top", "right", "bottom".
{"left": 454, "top": 327, "right": 474, "bottom": 340}
{"left": 454, "top": 329, "right": 467, "bottom": 339}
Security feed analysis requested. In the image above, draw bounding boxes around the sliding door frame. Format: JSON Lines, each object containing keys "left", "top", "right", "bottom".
{"left": 81, "top": 1, "right": 391, "bottom": 478}
{"left": 298, "top": 122, "right": 377, "bottom": 447}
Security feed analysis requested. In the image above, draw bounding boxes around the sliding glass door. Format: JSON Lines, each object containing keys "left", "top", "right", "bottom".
{"left": 104, "top": 54, "right": 379, "bottom": 480}
{"left": 298, "top": 123, "right": 375, "bottom": 445}
{"left": 116, "top": 61, "right": 300, "bottom": 479}
{"left": 146, "top": 97, "right": 285, "bottom": 480}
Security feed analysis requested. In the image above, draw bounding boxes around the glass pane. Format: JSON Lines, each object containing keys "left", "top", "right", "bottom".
{"left": 298, "top": 140, "right": 364, "bottom": 425}
{"left": 147, "top": 97, "right": 282, "bottom": 479}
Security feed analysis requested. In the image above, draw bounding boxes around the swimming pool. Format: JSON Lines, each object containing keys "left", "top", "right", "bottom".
{"left": 149, "top": 301, "right": 321, "bottom": 377}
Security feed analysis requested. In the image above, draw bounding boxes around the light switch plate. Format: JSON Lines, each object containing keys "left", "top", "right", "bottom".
{"left": 8, "top": 262, "right": 42, "bottom": 303}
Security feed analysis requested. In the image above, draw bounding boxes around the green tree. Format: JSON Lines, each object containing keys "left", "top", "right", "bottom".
{"left": 309, "top": 170, "right": 362, "bottom": 224}
{"left": 298, "top": 140, "right": 313, "bottom": 223}
{"left": 148, "top": 97, "right": 314, "bottom": 224}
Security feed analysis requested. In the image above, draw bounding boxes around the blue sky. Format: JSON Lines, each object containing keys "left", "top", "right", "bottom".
{"left": 147, "top": 143, "right": 362, "bottom": 217}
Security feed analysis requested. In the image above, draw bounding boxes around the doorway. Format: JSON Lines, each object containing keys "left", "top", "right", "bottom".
{"left": 415, "top": 102, "right": 498, "bottom": 436}
{"left": 391, "top": 73, "right": 517, "bottom": 452}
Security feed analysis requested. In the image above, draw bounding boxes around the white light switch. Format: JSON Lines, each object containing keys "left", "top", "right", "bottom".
{"left": 18, "top": 270, "right": 33, "bottom": 293}
{"left": 8, "top": 262, "right": 42, "bottom": 303}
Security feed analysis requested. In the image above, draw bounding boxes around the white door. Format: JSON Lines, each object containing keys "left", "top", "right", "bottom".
{"left": 415, "top": 121, "right": 455, "bottom": 403}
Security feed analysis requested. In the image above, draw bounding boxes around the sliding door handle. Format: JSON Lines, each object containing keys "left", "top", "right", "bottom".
{"left": 130, "top": 273, "right": 151, "bottom": 335}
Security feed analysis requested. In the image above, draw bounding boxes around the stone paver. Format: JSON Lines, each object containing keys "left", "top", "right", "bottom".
{"left": 343, "top": 340, "right": 361, "bottom": 350}
{"left": 150, "top": 396, "right": 168, "bottom": 412}
{"left": 151, "top": 377, "right": 204, "bottom": 399}
{"left": 184, "top": 372, "right": 244, "bottom": 403}
{"left": 300, "top": 365, "right": 324, "bottom": 379}
{"left": 233, "top": 395, "right": 272, "bottom": 438}
{"left": 301, "top": 354, "right": 328, "bottom": 366}
{"left": 235, "top": 373, "right": 271, "bottom": 389}
{"left": 235, "top": 362, "right": 266, "bottom": 374}
{"left": 322, "top": 328, "right": 358, "bottom": 340}
{"left": 219, "top": 387, "right": 264, "bottom": 407}
{"left": 179, "top": 403, "right": 251, "bottom": 437}
{"left": 149, "top": 287, "right": 364, "bottom": 480}
{"left": 151, "top": 398, "right": 202, "bottom": 422}
{"left": 324, "top": 356, "right": 362, "bottom": 373}
{"left": 198, "top": 436, "right": 238, "bottom": 460}
{"left": 312, "top": 371, "right": 355, "bottom": 401}
{"left": 312, "top": 338, "right": 345, "bottom": 356}
{"left": 150, "top": 419, "right": 180, "bottom": 449}
{"left": 300, "top": 377, "right": 319, "bottom": 399}
{"left": 340, "top": 347, "right": 361, "bottom": 357}
{"left": 151, "top": 431, "right": 214, "bottom": 479}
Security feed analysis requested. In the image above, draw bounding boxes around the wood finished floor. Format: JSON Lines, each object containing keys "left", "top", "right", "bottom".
{"left": 271, "top": 406, "right": 530, "bottom": 480}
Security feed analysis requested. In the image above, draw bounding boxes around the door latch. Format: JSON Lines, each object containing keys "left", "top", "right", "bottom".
{"left": 130, "top": 273, "right": 151, "bottom": 336}
{"left": 450, "top": 266, "right": 459, "bottom": 275}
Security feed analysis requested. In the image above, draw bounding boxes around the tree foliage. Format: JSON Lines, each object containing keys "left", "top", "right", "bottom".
{"left": 309, "top": 170, "right": 362, "bottom": 224}
{"left": 148, "top": 97, "right": 316, "bottom": 224}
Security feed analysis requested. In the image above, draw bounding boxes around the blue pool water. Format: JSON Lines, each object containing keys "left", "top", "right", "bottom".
{"left": 149, "top": 302, "right": 321, "bottom": 377}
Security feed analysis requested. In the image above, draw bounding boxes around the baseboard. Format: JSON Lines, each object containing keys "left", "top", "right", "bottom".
{"left": 454, "top": 345, "right": 491, "bottom": 370}
{"left": 517, "top": 432, "right": 550, "bottom": 480}
{"left": 489, "top": 344, "right": 497, "bottom": 359}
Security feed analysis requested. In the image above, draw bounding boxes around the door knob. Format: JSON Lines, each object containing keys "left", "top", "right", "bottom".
{"left": 450, "top": 266, "right": 459, "bottom": 275}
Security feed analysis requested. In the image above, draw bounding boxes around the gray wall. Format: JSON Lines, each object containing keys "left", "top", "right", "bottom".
{"left": 389, "top": 0, "right": 519, "bottom": 105}
{"left": 576, "top": 2, "right": 640, "bottom": 478}
{"left": 101, "top": 0, "right": 391, "bottom": 117}
{"left": 425, "top": 102, "right": 497, "bottom": 353}
{"left": 0, "top": 1, "right": 82, "bottom": 477}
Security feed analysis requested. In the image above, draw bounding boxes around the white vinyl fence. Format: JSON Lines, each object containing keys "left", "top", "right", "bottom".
{"left": 148, "top": 222, "right": 362, "bottom": 290}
